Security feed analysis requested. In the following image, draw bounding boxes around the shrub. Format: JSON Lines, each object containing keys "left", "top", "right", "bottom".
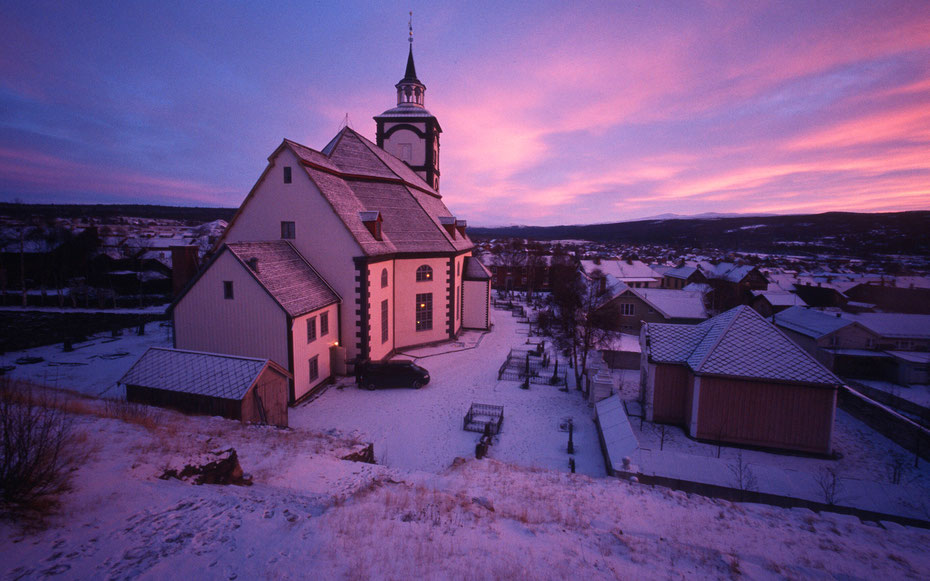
{"left": 0, "top": 379, "right": 75, "bottom": 510}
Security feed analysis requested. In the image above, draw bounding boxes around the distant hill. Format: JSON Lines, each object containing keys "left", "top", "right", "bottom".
{"left": 0, "top": 203, "right": 237, "bottom": 224}
{"left": 469, "top": 211, "right": 930, "bottom": 256}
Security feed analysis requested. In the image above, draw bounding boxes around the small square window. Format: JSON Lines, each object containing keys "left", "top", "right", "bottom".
{"left": 307, "top": 316, "right": 317, "bottom": 343}
{"left": 320, "top": 312, "right": 329, "bottom": 336}
{"left": 281, "top": 221, "right": 295, "bottom": 239}
{"left": 284, "top": 166, "right": 292, "bottom": 183}
{"left": 223, "top": 281, "right": 234, "bottom": 299}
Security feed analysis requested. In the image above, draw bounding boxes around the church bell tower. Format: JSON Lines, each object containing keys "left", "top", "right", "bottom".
{"left": 374, "top": 17, "right": 442, "bottom": 191}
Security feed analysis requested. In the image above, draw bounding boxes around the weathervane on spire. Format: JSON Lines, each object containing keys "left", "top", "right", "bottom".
{"left": 409, "top": 11, "right": 413, "bottom": 44}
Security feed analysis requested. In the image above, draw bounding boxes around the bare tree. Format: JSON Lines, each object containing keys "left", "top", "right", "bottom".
{"left": 728, "top": 450, "right": 758, "bottom": 492}
{"left": 815, "top": 466, "right": 844, "bottom": 505}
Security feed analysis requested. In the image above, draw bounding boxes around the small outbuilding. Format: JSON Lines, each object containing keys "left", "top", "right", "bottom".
{"left": 462, "top": 256, "right": 492, "bottom": 330}
{"left": 641, "top": 306, "right": 842, "bottom": 454}
{"left": 119, "top": 347, "right": 291, "bottom": 427}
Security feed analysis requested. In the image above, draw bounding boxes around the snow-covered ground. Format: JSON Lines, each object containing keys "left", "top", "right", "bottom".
{"left": 2, "top": 395, "right": 929, "bottom": 580}
{"left": 292, "top": 309, "right": 603, "bottom": 477}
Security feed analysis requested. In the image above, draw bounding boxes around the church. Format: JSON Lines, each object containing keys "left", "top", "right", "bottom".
{"left": 172, "top": 41, "right": 492, "bottom": 403}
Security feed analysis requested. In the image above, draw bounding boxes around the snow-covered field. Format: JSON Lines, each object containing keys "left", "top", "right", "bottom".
{"left": 2, "top": 395, "right": 929, "bottom": 580}
{"left": 3, "top": 305, "right": 930, "bottom": 577}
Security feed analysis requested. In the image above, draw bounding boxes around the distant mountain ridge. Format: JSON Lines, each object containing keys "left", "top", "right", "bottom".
{"left": 469, "top": 211, "right": 930, "bottom": 256}
{"left": 0, "top": 202, "right": 237, "bottom": 223}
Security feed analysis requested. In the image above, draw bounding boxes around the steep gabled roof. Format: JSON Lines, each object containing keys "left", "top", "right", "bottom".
{"left": 283, "top": 128, "right": 473, "bottom": 257}
{"left": 225, "top": 241, "right": 340, "bottom": 317}
{"left": 646, "top": 306, "right": 841, "bottom": 386}
{"left": 119, "top": 347, "right": 290, "bottom": 401}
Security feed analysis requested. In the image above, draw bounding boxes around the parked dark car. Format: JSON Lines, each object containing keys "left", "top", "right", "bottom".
{"left": 356, "top": 360, "right": 430, "bottom": 390}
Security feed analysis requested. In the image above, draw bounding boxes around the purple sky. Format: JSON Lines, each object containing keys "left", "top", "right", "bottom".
{"left": 2, "top": 1, "right": 929, "bottom": 226}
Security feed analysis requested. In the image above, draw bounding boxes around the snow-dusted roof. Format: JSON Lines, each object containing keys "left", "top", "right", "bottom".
{"left": 840, "top": 313, "right": 930, "bottom": 340}
{"left": 463, "top": 256, "right": 491, "bottom": 281}
{"left": 663, "top": 265, "right": 700, "bottom": 280}
{"left": 630, "top": 288, "right": 708, "bottom": 320}
{"left": 581, "top": 259, "right": 661, "bottom": 282}
{"left": 774, "top": 306, "right": 853, "bottom": 339}
{"left": 225, "top": 241, "right": 340, "bottom": 317}
{"left": 120, "top": 347, "right": 288, "bottom": 400}
{"left": 646, "top": 306, "right": 841, "bottom": 385}
{"left": 753, "top": 291, "right": 807, "bottom": 307}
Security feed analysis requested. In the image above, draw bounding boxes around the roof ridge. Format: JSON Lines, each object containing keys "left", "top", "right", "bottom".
{"left": 689, "top": 305, "right": 746, "bottom": 372}
{"left": 146, "top": 346, "right": 269, "bottom": 363}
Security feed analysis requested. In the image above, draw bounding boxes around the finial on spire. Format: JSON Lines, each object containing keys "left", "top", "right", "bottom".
{"left": 408, "top": 11, "right": 413, "bottom": 44}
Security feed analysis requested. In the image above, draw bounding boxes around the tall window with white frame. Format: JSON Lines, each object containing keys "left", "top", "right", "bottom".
{"left": 381, "top": 299, "right": 389, "bottom": 343}
{"left": 415, "top": 293, "right": 432, "bottom": 331}
{"left": 381, "top": 268, "right": 388, "bottom": 288}
{"left": 320, "top": 312, "right": 329, "bottom": 337}
{"left": 307, "top": 316, "right": 317, "bottom": 343}
{"left": 308, "top": 355, "right": 319, "bottom": 382}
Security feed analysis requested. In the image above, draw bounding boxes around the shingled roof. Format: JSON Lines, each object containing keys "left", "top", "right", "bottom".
{"left": 277, "top": 128, "right": 472, "bottom": 257}
{"left": 225, "top": 241, "right": 340, "bottom": 317}
{"left": 463, "top": 256, "right": 492, "bottom": 281}
{"left": 120, "top": 347, "right": 290, "bottom": 401}
{"left": 645, "top": 306, "right": 841, "bottom": 386}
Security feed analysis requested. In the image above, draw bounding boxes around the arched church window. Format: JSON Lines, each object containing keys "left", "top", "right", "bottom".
{"left": 381, "top": 268, "right": 389, "bottom": 288}
{"left": 416, "top": 265, "right": 433, "bottom": 282}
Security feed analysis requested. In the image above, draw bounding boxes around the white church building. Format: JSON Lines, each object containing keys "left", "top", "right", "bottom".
{"left": 172, "top": 42, "right": 491, "bottom": 403}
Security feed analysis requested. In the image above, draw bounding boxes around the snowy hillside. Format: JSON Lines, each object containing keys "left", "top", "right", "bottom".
{"left": 1, "top": 396, "right": 928, "bottom": 580}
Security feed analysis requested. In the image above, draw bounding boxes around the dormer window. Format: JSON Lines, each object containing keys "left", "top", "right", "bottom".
{"left": 455, "top": 219, "right": 466, "bottom": 238}
{"left": 439, "top": 217, "right": 456, "bottom": 239}
{"left": 283, "top": 166, "right": 292, "bottom": 184}
{"left": 416, "top": 265, "right": 433, "bottom": 282}
{"left": 359, "top": 211, "right": 383, "bottom": 241}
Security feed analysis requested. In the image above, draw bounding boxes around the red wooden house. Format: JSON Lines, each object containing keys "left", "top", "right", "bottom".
{"left": 641, "top": 305, "right": 842, "bottom": 454}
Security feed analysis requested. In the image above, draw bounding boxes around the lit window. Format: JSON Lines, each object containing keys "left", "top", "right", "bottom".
{"left": 416, "top": 265, "right": 433, "bottom": 282}
{"left": 416, "top": 293, "right": 432, "bottom": 331}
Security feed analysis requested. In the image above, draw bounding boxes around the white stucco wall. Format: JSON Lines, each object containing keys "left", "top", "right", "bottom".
{"left": 290, "top": 303, "right": 339, "bottom": 400}
{"left": 223, "top": 147, "right": 361, "bottom": 360}
{"left": 367, "top": 259, "right": 395, "bottom": 361}
{"left": 174, "top": 251, "right": 288, "bottom": 369}
{"left": 394, "top": 256, "right": 450, "bottom": 348}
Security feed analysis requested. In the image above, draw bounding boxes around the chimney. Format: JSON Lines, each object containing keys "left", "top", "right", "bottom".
{"left": 247, "top": 257, "right": 259, "bottom": 272}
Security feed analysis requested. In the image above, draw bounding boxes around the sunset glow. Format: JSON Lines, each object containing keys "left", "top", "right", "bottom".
{"left": 1, "top": 1, "right": 928, "bottom": 225}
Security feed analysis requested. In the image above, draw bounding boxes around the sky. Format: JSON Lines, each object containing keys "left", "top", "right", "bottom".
{"left": 1, "top": 1, "right": 929, "bottom": 227}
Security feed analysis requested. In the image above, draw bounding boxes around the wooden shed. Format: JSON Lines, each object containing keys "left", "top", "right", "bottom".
{"left": 119, "top": 347, "right": 291, "bottom": 427}
{"left": 462, "top": 256, "right": 492, "bottom": 330}
{"left": 641, "top": 306, "right": 842, "bottom": 454}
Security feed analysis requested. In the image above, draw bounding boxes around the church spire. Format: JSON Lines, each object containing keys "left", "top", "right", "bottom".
{"left": 395, "top": 12, "right": 425, "bottom": 107}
